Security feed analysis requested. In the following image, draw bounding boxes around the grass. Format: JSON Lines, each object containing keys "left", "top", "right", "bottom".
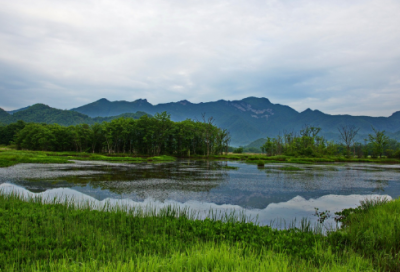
{"left": 331, "top": 197, "right": 400, "bottom": 271}
{"left": 1, "top": 148, "right": 399, "bottom": 168}
{"left": 0, "top": 149, "right": 176, "bottom": 167}
{"left": 2, "top": 191, "right": 399, "bottom": 271}
{"left": 279, "top": 166, "right": 304, "bottom": 171}
{"left": 210, "top": 154, "right": 400, "bottom": 165}
{"left": 25, "top": 243, "right": 375, "bottom": 272}
{"left": 221, "top": 165, "right": 239, "bottom": 170}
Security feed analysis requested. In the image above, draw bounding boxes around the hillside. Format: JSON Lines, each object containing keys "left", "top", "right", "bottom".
{"left": 0, "top": 104, "right": 149, "bottom": 126}
{"left": 0, "top": 108, "right": 13, "bottom": 124}
{"left": 71, "top": 97, "right": 400, "bottom": 146}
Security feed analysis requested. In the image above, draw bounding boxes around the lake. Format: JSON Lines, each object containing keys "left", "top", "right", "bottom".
{"left": 1, "top": 160, "right": 399, "bottom": 228}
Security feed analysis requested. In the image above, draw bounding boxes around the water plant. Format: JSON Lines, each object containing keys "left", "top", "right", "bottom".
{"left": 279, "top": 166, "right": 304, "bottom": 171}
{"left": 221, "top": 165, "right": 239, "bottom": 170}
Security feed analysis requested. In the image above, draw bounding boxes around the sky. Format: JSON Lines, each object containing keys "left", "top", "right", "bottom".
{"left": 0, "top": 0, "right": 400, "bottom": 116}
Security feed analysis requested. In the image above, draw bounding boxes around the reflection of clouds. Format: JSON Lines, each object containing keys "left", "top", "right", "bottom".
{"left": 0, "top": 183, "right": 391, "bottom": 230}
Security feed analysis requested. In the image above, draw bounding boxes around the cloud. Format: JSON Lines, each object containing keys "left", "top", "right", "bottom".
{"left": 0, "top": 0, "right": 399, "bottom": 116}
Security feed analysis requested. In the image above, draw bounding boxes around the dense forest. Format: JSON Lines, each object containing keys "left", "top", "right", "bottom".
{"left": 0, "top": 112, "right": 231, "bottom": 156}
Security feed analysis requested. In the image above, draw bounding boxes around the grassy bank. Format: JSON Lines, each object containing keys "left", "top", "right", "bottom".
{"left": 0, "top": 149, "right": 175, "bottom": 168}
{"left": 209, "top": 153, "right": 400, "bottom": 164}
{"left": 1, "top": 192, "right": 399, "bottom": 271}
{"left": 1, "top": 147, "right": 399, "bottom": 168}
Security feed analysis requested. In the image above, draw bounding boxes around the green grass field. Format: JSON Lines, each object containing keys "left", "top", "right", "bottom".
{"left": 0, "top": 191, "right": 399, "bottom": 271}
{"left": 0, "top": 149, "right": 175, "bottom": 168}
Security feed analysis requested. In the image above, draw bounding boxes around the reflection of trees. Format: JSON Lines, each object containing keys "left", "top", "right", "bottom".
{"left": 261, "top": 164, "right": 394, "bottom": 193}
{"left": 262, "top": 167, "right": 327, "bottom": 191}
{"left": 372, "top": 180, "right": 388, "bottom": 192}
{"left": 24, "top": 160, "right": 230, "bottom": 198}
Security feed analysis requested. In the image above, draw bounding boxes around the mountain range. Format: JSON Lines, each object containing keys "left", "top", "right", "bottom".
{"left": 2, "top": 97, "right": 400, "bottom": 146}
{"left": 0, "top": 104, "right": 149, "bottom": 127}
{"left": 70, "top": 97, "right": 400, "bottom": 145}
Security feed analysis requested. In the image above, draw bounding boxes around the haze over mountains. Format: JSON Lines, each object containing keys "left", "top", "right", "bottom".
{"left": 2, "top": 97, "right": 400, "bottom": 146}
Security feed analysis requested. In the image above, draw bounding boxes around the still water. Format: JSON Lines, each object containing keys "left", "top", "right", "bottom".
{"left": 1, "top": 160, "right": 399, "bottom": 227}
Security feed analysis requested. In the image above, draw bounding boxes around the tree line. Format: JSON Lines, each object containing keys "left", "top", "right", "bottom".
{"left": 0, "top": 112, "right": 231, "bottom": 156}
{"left": 258, "top": 124, "right": 400, "bottom": 158}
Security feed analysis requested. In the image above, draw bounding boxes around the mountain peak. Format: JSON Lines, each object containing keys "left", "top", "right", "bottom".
{"left": 241, "top": 97, "right": 271, "bottom": 105}
{"left": 96, "top": 98, "right": 110, "bottom": 103}
{"left": 134, "top": 98, "right": 148, "bottom": 102}
{"left": 30, "top": 103, "right": 51, "bottom": 109}
{"left": 389, "top": 111, "right": 400, "bottom": 118}
{"left": 301, "top": 108, "right": 324, "bottom": 113}
{"left": 178, "top": 100, "right": 191, "bottom": 106}
{"left": 134, "top": 98, "right": 151, "bottom": 105}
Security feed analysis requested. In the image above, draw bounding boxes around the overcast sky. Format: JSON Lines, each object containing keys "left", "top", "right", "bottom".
{"left": 1, "top": 0, "right": 399, "bottom": 116}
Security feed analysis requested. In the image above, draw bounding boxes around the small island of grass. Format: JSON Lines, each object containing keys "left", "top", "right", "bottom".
{"left": 279, "top": 166, "right": 303, "bottom": 171}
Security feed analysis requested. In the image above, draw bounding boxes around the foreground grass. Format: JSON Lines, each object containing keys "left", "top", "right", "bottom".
{"left": 25, "top": 243, "right": 374, "bottom": 272}
{"left": 2, "top": 192, "right": 399, "bottom": 271}
{"left": 0, "top": 149, "right": 175, "bottom": 167}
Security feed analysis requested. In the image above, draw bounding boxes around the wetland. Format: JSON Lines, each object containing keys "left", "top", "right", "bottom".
{"left": 2, "top": 156, "right": 400, "bottom": 271}
{"left": 1, "top": 159, "right": 399, "bottom": 227}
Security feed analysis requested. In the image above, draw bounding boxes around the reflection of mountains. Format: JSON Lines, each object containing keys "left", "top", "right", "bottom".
{"left": 25, "top": 160, "right": 230, "bottom": 195}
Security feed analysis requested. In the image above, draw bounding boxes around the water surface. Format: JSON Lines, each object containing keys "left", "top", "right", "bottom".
{"left": 1, "top": 160, "right": 399, "bottom": 226}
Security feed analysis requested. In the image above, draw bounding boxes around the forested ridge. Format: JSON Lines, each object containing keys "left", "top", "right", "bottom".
{"left": 0, "top": 112, "right": 231, "bottom": 156}
{"left": 0, "top": 104, "right": 149, "bottom": 126}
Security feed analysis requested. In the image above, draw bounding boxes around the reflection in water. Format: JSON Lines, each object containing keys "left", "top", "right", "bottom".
{"left": 0, "top": 160, "right": 400, "bottom": 209}
{"left": 0, "top": 182, "right": 392, "bottom": 229}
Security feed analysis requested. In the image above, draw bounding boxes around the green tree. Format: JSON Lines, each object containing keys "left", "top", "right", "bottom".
{"left": 338, "top": 125, "right": 359, "bottom": 156}
{"left": 368, "top": 127, "right": 389, "bottom": 158}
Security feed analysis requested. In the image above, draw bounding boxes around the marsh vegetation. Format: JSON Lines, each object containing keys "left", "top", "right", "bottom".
{"left": 0, "top": 191, "right": 399, "bottom": 271}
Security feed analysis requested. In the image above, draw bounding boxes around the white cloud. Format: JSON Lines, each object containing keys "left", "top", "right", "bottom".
{"left": 0, "top": 0, "right": 399, "bottom": 115}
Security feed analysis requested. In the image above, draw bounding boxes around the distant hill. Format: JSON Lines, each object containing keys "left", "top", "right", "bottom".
{"left": 92, "top": 112, "right": 150, "bottom": 123}
{"left": 244, "top": 138, "right": 267, "bottom": 149}
{"left": 71, "top": 97, "right": 400, "bottom": 146}
{"left": 7, "top": 106, "right": 30, "bottom": 115}
{"left": 0, "top": 108, "right": 13, "bottom": 124}
{"left": 0, "top": 104, "right": 149, "bottom": 126}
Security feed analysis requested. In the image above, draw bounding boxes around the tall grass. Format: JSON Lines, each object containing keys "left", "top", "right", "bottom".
{"left": 0, "top": 191, "right": 380, "bottom": 271}
{"left": 25, "top": 243, "right": 375, "bottom": 272}
{"left": 330, "top": 197, "right": 400, "bottom": 271}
